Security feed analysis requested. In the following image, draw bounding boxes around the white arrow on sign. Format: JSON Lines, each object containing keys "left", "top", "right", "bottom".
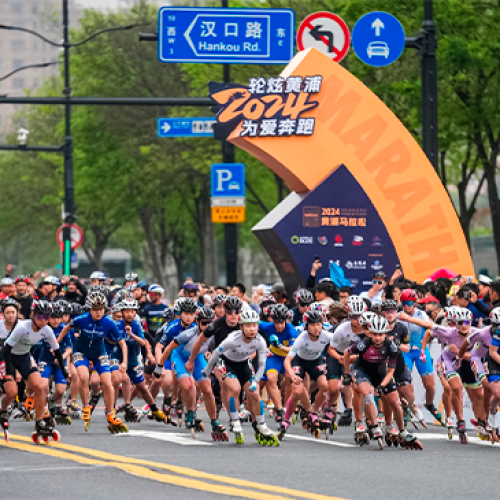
{"left": 371, "top": 18, "right": 385, "bottom": 36}
{"left": 161, "top": 122, "right": 171, "bottom": 134}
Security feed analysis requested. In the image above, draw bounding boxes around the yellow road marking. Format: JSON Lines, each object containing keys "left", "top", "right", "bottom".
{"left": 7, "top": 433, "right": 347, "bottom": 500}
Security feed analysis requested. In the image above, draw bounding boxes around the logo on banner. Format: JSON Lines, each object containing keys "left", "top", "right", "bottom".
{"left": 345, "top": 260, "right": 366, "bottom": 270}
{"left": 291, "top": 235, "right": 313, "bottom": 245}
{"left": 318, "top": 236, "right": 328, "bottom": 245}
{"left": 371, "top": 236, "right": 383, "bottom": 247}
{"left": 208, "top": 76, "right": 322, "bottom": 140}
{"left": 334, "top": 235, "right": 344, "bottom": 247}
{"left": 371, "top": 260, "right": 383, "bottom": 270}
{"left": 352, "top": 235, "right": 363, "bottom": 246}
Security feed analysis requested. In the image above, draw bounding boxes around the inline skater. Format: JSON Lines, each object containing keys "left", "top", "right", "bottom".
{"left": 159, "top": 306, "right": 227, "bottom": 440}
{"left": 485, "top": 307, "right": 500, "bottom": 439}
{"left": 291, "top": 289, "right": 315, "bottom": 327}
{"left": 203, "top": 309, "right": 278, "bottom": 446}
{"left": 328, "top": 296, "right": 366, "bottom": 428}
{"left": 344, "top": 315, "right": 422, "bottom": 449}
{"left": 280, "top": 310, "right": 332, "bottom": 440}
{"left": 40, "top": 301, "right": 72, "bottom": 426}
{"left": 124, "top": 273, "right": 139, "bottom": 289}
{"left": 4, "top": 300, "right": 68, "bottom": 442}
{"left": 397, "top": 289, "right": 442, "bottom": 423}
{"left": 155, "top": 297, "right": 197, "bottom": 424}
{"left": 57, "top": 291, "right": 128, "bottom": 433}
{"left": 142, "top": 284, "right": 167, "bottom": 338}
{"left": 259, "top": 304, "right": 296, "bottom": 423}
{"left": 212, "top": 294, "right": 227, "bottom": 319}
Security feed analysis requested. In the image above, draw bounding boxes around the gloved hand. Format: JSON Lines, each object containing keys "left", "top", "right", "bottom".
{"left": 248, "top": 378, "right": 257, "bottom": 392}
{"left": 269, "top": 334, "right": 281, "bottom": 348}
{"left": 419, "top": 350, "right": 427, "bottom": 364}
{"left": 342, "top": 373, "right": 353, "bottom": 386}
{"left": 153, "top": 364, "right": 163, "bottom": 378}
{"left": 377, "top": 383, "right": 391, "bottom": 395}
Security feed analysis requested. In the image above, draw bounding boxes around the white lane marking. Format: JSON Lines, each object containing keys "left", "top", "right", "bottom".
{"left": 285, "top": 434, "right": 356, "bottom": 447}
{"left": 417, "top": 432, "right": 498, "bottom": 447}
{"left": 117, "top": 429, "right": 214, "bottom": 446}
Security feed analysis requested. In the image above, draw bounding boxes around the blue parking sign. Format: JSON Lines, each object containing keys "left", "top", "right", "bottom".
{"left": 211, "top": 163, "right": 245, "bottom": 198}
{"left": 351, "top": 12, "right": 405, "bottom": 67}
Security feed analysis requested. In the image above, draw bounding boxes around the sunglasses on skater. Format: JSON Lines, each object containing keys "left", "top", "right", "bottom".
{"left": 200, "top": 321, "right": 212, "bottom": 326}
{"left": 372, "top": 280, "right": 385, "bottom": 285}
{"left": 35, "top": 314, "right": 50, "bottom": 321}
{"left": 457, "top": 320, "right": 470, "bottom": 326}
{"left": 402, "top": 301, "right": 414, "bottom": 307}
{"left": 349, "top": 314, "right": 361, "bottom": 320}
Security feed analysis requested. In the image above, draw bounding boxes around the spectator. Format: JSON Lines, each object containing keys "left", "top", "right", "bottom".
{"left": 478, "top": 274, "right": 493, "bottom": 300}
{"left": 0, "top": 277, "right": 15, "bottom": 299}
{"left": 418, "top": 296, "right": 446, "bottom": 325}
{"left": 13, "top": 275, "right": 33, "bottom": 320}
{"left": 270, "top": 282, "right": 287, "bottom": 305}
{"left": 313, "top": 279, "right": 337, "bottom": 307}
{"left": 62, "top": 276, "right": 87, "bottom": 306}
{"left": 339, "top": 286, "right": 352, "bottom": 306}
{"left": 455, "top": 286, "right": 488, "bottom": 325}
{"left": 490, "top": 280, "right": 500, "bottom": 309}
{"left": 359, "top": 271, "right": 386, "bottom": 305}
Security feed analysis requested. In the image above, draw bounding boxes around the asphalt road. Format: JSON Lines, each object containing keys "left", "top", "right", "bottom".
{"left": 1, "top": 403, "right": 498, "bottom": 500}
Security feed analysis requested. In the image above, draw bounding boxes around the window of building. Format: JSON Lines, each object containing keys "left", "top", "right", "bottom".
{"left": 11, "top": 40, "right": 26, "bottom": 52}
{"left": 13, "top": 78, "right": 25, "bottom": 89}
{"left": 13, "top": 59, "right": 25, "bottom": 70}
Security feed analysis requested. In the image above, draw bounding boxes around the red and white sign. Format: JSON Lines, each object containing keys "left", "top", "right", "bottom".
{"left": 297, "top": 12, "right": 350, "bottom": 62}
{"left": 57, "top": 224, "right": 83, "bottom": 251}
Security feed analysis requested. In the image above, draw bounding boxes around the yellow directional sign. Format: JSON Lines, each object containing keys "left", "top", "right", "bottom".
{"left": 211, "top": 206, "right": 245, "bottom": 223}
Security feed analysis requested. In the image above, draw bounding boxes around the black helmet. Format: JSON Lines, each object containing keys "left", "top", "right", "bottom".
{"left": 1, "top": 298, "right": 19, "bottom": 312}
{"left": 163, "top": 307, "right": 175, "bottom": 322}
{"left": 303, "top": 310, "right": 323, "bottom": 324}
{"left": 371, "top": 303, "right": 383, "bottom": 314}
{"left": 56, "top": 300, "right": 72, "bottom": 315}
{"left": 270, "top": 304, "right": 289, "bottom": 322}
{"left": 373, "top": 271, "right": 387, "bottom": 280}
{"left": 381, "top": 299, "right": 398, "bottom": 311}
{"left": 85, "top": 291, "right": 107, "bottom": 310}
{"left": 213, "top": 294, "right": 227, "bottom": 306}
{"left": 51, "top": 301, "right": 66, "bottom": 318}
{"left": 196, "top": 306, "right": 215, "bottom": 321}
{"left": 32, "top": 300, "right": 53, "bottom": 316}
{"left": 223, "top": 295, "right": 242, "bottom": 313}
{"left": 179, "top": 297, "right": 198, "bottom": 314}
{"left": 70, "top": 303, "right": 85, "bottom": 316}
{"left": 89, "top": 284, "right": 108, "bottom": 294}
{"left": 296, "top": 288, "right": 314, "bottom": 306}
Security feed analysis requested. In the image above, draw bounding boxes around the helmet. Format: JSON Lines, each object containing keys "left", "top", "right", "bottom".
{"left": 371, "top": 303, "right": 383, "bottom": 314}
{"left": 89, "top": 284, "right": 108, "bottom": 294}
{"left": 270, "top": 304, "right": 289, "bottom": 322}
{"left": 303, "top": 310, "right": 323, "bottom": 324}
{"left": 148, "top": 284, "right": 165, "bottom": 295}
{"left": 0, "top": 277, "right": 14, "bottom": 286}
{"left": 45, "top": 275, "right": 60, "bottom": 286}
{"left": 223, "top": 296, "right": 242, "bottom": 313}
{"left": 112, "top": 301, "right": 125, "bottom": 313}
{"left": 173, "top": 298, "right": 185, "bottom": 315}
{"left": 56, "top": 300, "right": 72, "bottom": 315}
{"left": 70, "top": 303, "right": 85, "bottom": 316}
{"left": 490, "top": 307, "right": 500, "bottom": 325}
{"left": 373, "top": 271, "right": 387, "bottom": 280}
{"left": 196, "top": 306, "right": 215, "bottom": 321}
{"left": 1, "top": 298, "right": 19, "bottom": 311}
{"left": 32, "top": 300, "right": 53, "bottom": 316}
{"left": 162, "top": 307, "right": 175, "bottom": 322}
{"left": 458, "top": 308, "right": 472, "bottom": 322}
{"left": 125, "top": 273, "right": 138, "bottom": 282}
{"left": 369, "top": 315, "right": 389, "bottom": 333}
{"left": 240, "top": 309, "right": 260, "bottom": 324}
{"left": 401, "top": 289, "right": 417, "bottom": 302}
{"left": 112, "top": 289, "right": 130, "bottom": 305}
{"left": 347, "top": 296, "right": 366, "bottom": 315}
{"left": 90, "top": 271, "right": 106, "bottom": 281}
{"left": 15, "top": 275, "right": 29, "bottom": 284}
{"left": 85, "top": 291, "right": 107, "bottom": 310}
{"left": 51, "top": 301, "right": 66, "bottom": 318}
{"left": 295, "top": 288, "right": 314, "bottom": 306}
{"left": 381, "top": 299, "right": 398, "bottom": 311}
{"left": 137, "top": 281, "right": 149, "bottom": 291}
{"left": 179, "top": 297, "right": 198, "bottom": 314}
{"left": 213, "top": 294, "right": 227, "bottom": 306}
{"left": 360, "top": 311, "right": 377, "bottom": 327}
{"left": 259, "top": 294, "right": 276, "bottom": 307}
{"left": 121, "top": 299, "right": 139, "bottom": 311}
{"left": 445, "top": 306, "right": 461, "bottom": 322}
{"left": 309, "top": 302, "right": 328, "bottom": 321}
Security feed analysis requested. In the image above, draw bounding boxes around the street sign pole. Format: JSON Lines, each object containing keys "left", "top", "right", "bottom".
{"left": 222, "top": 0, "right": 237, "bottom": 287}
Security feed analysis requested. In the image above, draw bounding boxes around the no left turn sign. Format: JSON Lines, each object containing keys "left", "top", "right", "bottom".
{"left": 297, "top": 12, "right": 350, "bottom": 62}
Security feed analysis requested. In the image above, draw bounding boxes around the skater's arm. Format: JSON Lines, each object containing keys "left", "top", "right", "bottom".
{"left": 204, "top": 346, "right": 221, "bottom": 376}
{"left": 398, "top": 312, "right": 433, "bottom": 330}
{"left": 3, "top": 344, "right": 15, "bottom": 378}
{"left": 420, "top": 330, "right": 432, "bottom": 351}
{"left": 118, "top": 339, "right": 128, "bottom": 371}
{"left": 159, "top": 339, "right": 179, "bottom": 366}
{"left": 379, "top": 367, "right": 395, "bottom": 390}
{"left": 125, "top": 325, "right": 145, "bottom": 347}
{"left": 57, "top": 323, "right": 72, "bottom": 343}
{"left": 186, "top": 332, "right": 210, "bottom": 369}
{"left": 254, "top": 340, "right": 267, "bottom": 382}
{"left": 54, "top": 349, "right": 69, "bottom": 379}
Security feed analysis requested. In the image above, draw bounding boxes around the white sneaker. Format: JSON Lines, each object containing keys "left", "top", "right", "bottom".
{"left": 230, "top": 419, "right": 243, "bottom": 433}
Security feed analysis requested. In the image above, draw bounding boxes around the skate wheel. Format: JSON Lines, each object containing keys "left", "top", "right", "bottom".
{"left": 377, "top": 437, "right": 383, "bottom": 450}
{"left": 52, "top": 430, "right": 60, "bottom": 442}
{"left": 393, "top": 438, "right": 399, "bottom": 448}
{"left": 386, "top": 437, "right": 392, "bottom": 447}
{"left": 31, "top": 432, "right": 39, "bottom": 444}
{"left": 42, "top": 435, "right": 49, "bottom": 443}
{"left": 3, "top": 430, "right": 9, "bottom": 442}
{"left": 190, "top": 428, "right": 196, "bottom": 439}
{"left": 314, "top": 429, "right": 321, "bottom": 439}
{"left": 325, "top": 429, "right": 329, "bottom": 441}
{"left": 223, "top": 431, "right": 229, "bottom": 441}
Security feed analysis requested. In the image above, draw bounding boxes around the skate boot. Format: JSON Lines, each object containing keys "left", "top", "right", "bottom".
{"left": 424, "top": 403, "right": 445, "bottom": 426}
{"left": 457, "top": 419, "right": 468, "bottom": 444}
{"left": 123, "top": 404, "right": 139, "bottom": 423}
{"left": 385, "top": 424, "right": 399, "bottom": 447}
{"left": 160, "top": 397, "right": 172, "bottom": 424}
{"left": 369, "top": 424, "right": 384, "bottom": 450}
{"left": 176, "top": 400, "right": 184, "bottom": 427}
{"left": 399, "top": 429, "right": 423, "bottom": 450}
{"left": 0, "top": 410, "right": 9, "bottom": 442}
{"left": 24, "top": 396, "right": 35, "bottom": 421}
{"left": 277, "top": 419, "right": 290, "bottom": 441}
{"left": 411, "top": 406, "right": 427, "bottom": 429}
{"left": 11, "top": 400, "right": 27, "bottom": 420}
{"left": 488, "top": 412, "right": 499, "bottom": 443}
{"left": 107, "top": 411, "right": 128, "bottom": 434}
{"left": 446, "top": 416, "right": 454, "bottom": 440}
{"left": 185, "top": 410, "right": 196, "bottom": 438}
{"left": 338, "top": 408, "right": 353, "bottom": 427}
{"left": 230, "top": 418, "right": 244, "bottom": 444}
{"left": 67, "top": 402, "right": 81, "bottom": 420}
{"left": 44, "top": 408, "right": 55, "bottom": 428}
{"left": 82, "top": 405, "right": 92, "bottom": 432}
{"left": 238, "top": 403, "right": 251, "bottom": 423}
{"left": 307, "top": 412, "right": 321, "bottom": 438}
{"left": 32, "top": 419, "right": 60, "bottom": 444}
{"left": 402, "top": 401, "right": 413, "bottom": 429}
{"left": 150, "top": 407, "right": 167, "bottom": 424}
{"left": 89, "top": 392, "right": 101, "bottom": 414}
{"left": 211, "top": 419, "right": 229, "bottom": 441}
{"left": 354, "top": 421, "right": 370, "bottom": 446}
{"left": 253, "top": 421, "right": 279, "bottom": 446}
{"left": 53, "top": 405, "right": 72, "bottom": 425}
{"left": 321, "top": 407, "right": 337, "bottom": 438}
{"left": 274, "top": 408, "right": 285, "bottom": 424}
{"left": 476, "top": 418, "right": 490, "bottom": 441}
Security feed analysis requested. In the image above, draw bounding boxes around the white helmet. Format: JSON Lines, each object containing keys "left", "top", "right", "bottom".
{"left": 445, "top": 306, "right": 461, "bottom": 323}
{"left": 347, "top": 296, "right": 367, "bottom": 315}
{"left": 1, "top": 277, "right": 14, "bottom": 286}
{"left": 369, "top": 315, "right": 389, "bottom": 333}
{"left": 308, "top": 302, "right": 328, "bottom": 321}
{"left": 239, "top": 309, "right": 260, "bottom": 324}
{"left": 148, "top": 284, "right": 165, "bottom": 295}
{"left": 121, "top": 299, "right": 139, "bottom": 311}
{"left": 490, "top": 307, "right": 500, "bottom": 325}
{"left": 457, "top": 308, "right": 472, "bottom": 322}
{"left": 90, "top": 271, "right": 106, "bottom": 281}
{"left": 360, "top": 311, "right": 377, "bottom": 327}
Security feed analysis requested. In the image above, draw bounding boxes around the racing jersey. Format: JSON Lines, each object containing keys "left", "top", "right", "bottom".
{"left": 203, "top": 317, "right": 240, "bottom": 349}
{"left": 141, "top": 302, "right": 167, "bottom": 336}
{"left": 348, "top": 337, "right": 398, "bottom": 374}
{"left": 330, "top": 321, "right": 360, "bottom": 354}
{"left": 71, "top": 313, "right": 121, "bottom": 358}
{"left": 398, "top": 309, "right": 430, "bottom": 349}
{"left": 158, "top": 318, "right": 196, "bottom": 348}
{"left": 40, "top": 323, "right": 72, "bottom": 364}
{"left": 259, "top": 322, "right": 296, "bottom": 357}
{"left": 114, "top": 319, "right": 144, "bottom": 363}
{"left": 288, "top": 330, "right": 333, "bottom": 361}
{"left": 6, "top": 320, "right": 59, "bottom": 356}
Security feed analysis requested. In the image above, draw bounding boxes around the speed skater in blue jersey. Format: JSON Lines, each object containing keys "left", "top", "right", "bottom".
{"left": 258, "top": 304, "right": 296, "bottom": 422}
{"left": 57, "top": 292, "right": 128, "bottom": 432}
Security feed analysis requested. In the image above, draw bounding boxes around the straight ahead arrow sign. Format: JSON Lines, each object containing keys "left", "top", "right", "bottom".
{"left": 371, "top": 18, "right": 385, "bottom": 36}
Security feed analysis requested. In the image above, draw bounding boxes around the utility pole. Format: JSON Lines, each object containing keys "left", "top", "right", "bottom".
{"left": 406, "top": 0, "right": 438, "bottom": 173}
{"left": 221, "top": 0, "right": 237, "bottom": 287}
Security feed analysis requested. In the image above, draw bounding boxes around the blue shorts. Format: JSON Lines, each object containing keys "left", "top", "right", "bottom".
{"left": 488, "top": 375, "right": 500, "bottom": 383}
{"left": 163, "top": 359, "right": 172, "bottom": 370}
{"left": 109, "top": 357, "right": 120, "bottom": 372}
{"left": 265, "top": 355, "right": 285, "bottom": 376}
{"left": 403, "top": 347, "right": 433, "bottom": 377}
{"left": 39, "top": 361, "right": 67, "bottom": 385}
{"left": 127, "top": 363, "right": 145, "bottom": 385}
{"left": 171, "top": 350, "right": 207, "bottom": 383}
{"left": 73, "top": 352, "right": 110, "bottom": 375}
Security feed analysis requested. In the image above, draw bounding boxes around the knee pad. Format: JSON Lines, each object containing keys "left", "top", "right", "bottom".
{"left": 363, "top": 393, "right": 374, "bottom": 406}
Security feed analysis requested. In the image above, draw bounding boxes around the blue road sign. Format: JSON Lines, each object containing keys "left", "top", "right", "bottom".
{"left": 211, "top": 163, "right": 245, "bottom": 198}
{"left": 158, "top": 117, "right": 215, "bottom": 138}
{"left": 158, "top": 7, "right": 294, "bottom": 64}
{"left": 351, "top": 12, "right": 405, "bottom": 67}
